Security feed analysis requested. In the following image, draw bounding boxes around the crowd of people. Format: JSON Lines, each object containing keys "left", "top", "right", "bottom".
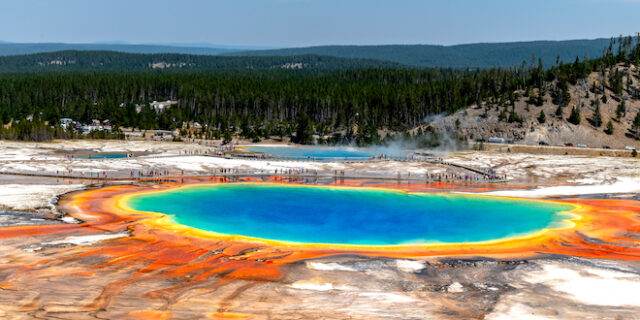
{"left": 421, "top": 171, "right": 507, "bottom": 182}
{"left": 180, "top": 144, "right": 237, "bottom": 156}
{"left": 40, "top": 164, "right": 507, "bottom": 184}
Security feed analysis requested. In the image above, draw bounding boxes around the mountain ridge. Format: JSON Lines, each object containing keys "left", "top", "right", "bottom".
{"left": 0, "top": 42, "right": 235, "bottom": 56}
{"left": 227, "top": 38, "right": 614, "bottom": 68}
{"left": 0, "top": 38, "right": 618, "bottom": 69}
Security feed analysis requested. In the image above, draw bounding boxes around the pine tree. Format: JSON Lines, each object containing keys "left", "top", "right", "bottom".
{"left": 568, "top": 106, "right": 581, "bottom": 125}
{"left": 223, "top": 130, "right": 233, "bottom": 144}
{"left": 561, "top": 88, "right": 571, "bottom": 107}
{"left": 616, "top": 100, "right": 626, "bottom": 119}
{"left": 537, "top": 110, "right": 546, "bottom": 124}
{"left": 605, "top": 120, "right": 614, "bottom": 135}
{"left": 508, "top": 107, "right": 523, "bottom": 123}
{"left": 633, "top": 111, "right": 640, "bottom": 139}
{"left": 294, "top": 111, "right": 314, "bottom": 145}
{"left": 592, "top": 104, "right": 602, "bottom": 127}
{"left": 498, "top": 109, "right": 507, "bottom": 122}
{"left": 555, "top": 105, "right": 563, "bottom": 117}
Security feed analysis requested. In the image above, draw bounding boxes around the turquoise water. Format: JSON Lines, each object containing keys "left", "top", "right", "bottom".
{"left": 246, "top": 146, "right": 377, "bottom": 158}
{"left": 124, "top": 184, "right": 574, "bottom": 245}
{"left": 74, "top": 152, "right": 130, "bottom": 159}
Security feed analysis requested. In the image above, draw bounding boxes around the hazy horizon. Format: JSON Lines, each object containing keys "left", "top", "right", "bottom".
{"left": 1, "top": 0, "right": 638, "bottom": 47}
{"left": 0, "top": 36, "right": 625, "bottom": 50}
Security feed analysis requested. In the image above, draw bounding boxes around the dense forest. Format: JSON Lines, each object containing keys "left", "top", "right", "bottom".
{"left": 0, "top": 51, "right": 404, "bottom": 72}
{"left": 1, "top": 35, "right": 640, "bottom": 144}
{"left": 0, "top": 66, "right": 530, "bottom": 130}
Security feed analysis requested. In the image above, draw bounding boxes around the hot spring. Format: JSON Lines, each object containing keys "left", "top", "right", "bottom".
{"left": 72, "top": 152, "right": 133, "bottom": 159}
{"left": 122, "top": 183, "right": 576, "bottom": 245}
{"left": 244, "top": 145, "right": 402, "bottom": 159}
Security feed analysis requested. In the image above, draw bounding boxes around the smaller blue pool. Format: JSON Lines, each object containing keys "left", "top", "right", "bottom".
{"left": 72, "top": 152, "right": 132, "bottom": 159}
{"left": 245, "top": 146, "right": 391, "bottom": 159}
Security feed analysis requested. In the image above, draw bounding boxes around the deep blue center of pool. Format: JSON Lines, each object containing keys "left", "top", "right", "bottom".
{"left": 124, "top": 184, "right": 574, "bottom": 245}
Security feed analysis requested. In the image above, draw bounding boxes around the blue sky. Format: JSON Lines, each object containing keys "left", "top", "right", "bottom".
{"left": 1, "top": 0, "right": 639, "bottom": 47}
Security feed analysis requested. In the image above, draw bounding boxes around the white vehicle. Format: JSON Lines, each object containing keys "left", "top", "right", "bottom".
{"left": 625, "top": 146, "right": 636, "bottom": 151}
{"left": 577, "top": 144, "right": 587, "bottom": 148}
{"left": 60, "top": 118, "right": 73, "bottom": 129}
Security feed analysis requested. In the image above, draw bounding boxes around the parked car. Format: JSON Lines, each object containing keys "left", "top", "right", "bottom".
{"left": 625, "top": 146, "right": 636, "bottom": 151}
{"left": 577, "top": 144, "right": 587, "bottom": 148}
{"left": 602, "top": 146, "right": 611, "bottom": 149}
{"left": 538, "top": 141, "right": 549, "bottom": 146}
{"left": 565, "top": 143, "right": 574, "bottom": 147}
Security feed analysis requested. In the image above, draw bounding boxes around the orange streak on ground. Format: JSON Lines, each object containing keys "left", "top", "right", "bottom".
{"left": 208, "top": 312, "right": 251, "bottom": 319}
{"left": 0, "top": 178, "right": 639, "bottom": 313}
{"left": 128, "top": 310, "right": 172, "bottom": 319}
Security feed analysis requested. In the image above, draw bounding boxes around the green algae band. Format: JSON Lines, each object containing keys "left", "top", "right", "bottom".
{"left": 124, "top": 184, "right": 575, "bottom": 245}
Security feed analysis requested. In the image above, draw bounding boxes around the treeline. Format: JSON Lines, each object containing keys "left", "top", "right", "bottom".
{"left": 0, "top": 50, "right": 404, "bottom": 72}
{"left": 0, "top": 68, "right": 529, "bottom": 131}
{"left": 0, "top": 119, "right": 124, "bottom": 141}
{"left": 0, "top": 35, "right": 639, "bottom": 144}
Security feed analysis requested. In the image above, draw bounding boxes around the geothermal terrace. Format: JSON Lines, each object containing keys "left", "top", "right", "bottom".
{"left": 0, "top": 139, "right": 639, "bottom": 319}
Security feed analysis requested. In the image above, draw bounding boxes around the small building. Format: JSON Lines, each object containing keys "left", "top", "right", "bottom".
{"left": 81, "top": 125, "right": 103, "bottom": 134}
{"left": 150, "top": 100, "right": 178, "bottom": 113}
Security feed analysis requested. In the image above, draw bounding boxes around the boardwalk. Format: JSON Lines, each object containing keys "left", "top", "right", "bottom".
{"left": 0, "top": 154, "right": 507, "bottom": 184}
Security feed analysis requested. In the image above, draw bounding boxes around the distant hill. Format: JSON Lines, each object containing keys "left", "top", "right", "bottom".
{"left": 227, "top": 39, "right": 614, "bottom": 68}
{"left": 0, "top": 42, "right": 236, "bottom": 56}
{"left": 0, "top": 38, "right": 616, "bottom": 69}
{"left": 0, "top": 50, "right": 406, "bottom": 72}
{"left": 144, "top": 42, "right": 276, "bottom": 51}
